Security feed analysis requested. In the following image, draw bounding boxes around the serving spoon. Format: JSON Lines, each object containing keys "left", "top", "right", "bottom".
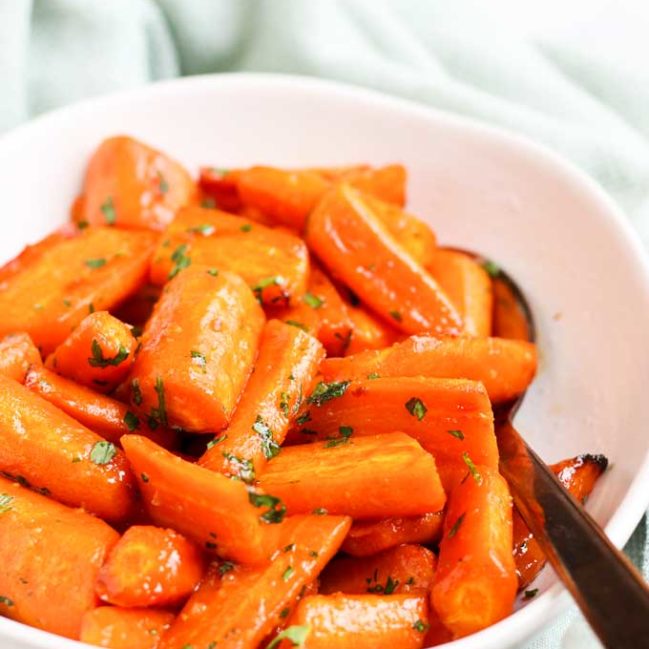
{"left": 477, "top": 257, "right": 649, "bottom": 649}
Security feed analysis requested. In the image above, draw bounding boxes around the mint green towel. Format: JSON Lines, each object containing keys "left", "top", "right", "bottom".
{"left": 2, "top": 1, "right": 648, "bottom": 646}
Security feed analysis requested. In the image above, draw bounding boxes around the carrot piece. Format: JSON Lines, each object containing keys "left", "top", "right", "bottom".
{"left": 432, "top": 467, "right": 517, "bottom": 638}
{"left": 0, "top": 226, "right": 157, "bottom": 355}
{"left": 305, "top": 185, "right": 462, "bottom": 335}
{"left": 289, "top": 376, "right": 496, "bottom": 491}
{"left": 0, "top": 475, "right": 119, "bottom": 639}
{"left": 321, "top": 335, "right": 538, "bottom": 404}
{"left": 0, "top": 374, "right": 135, "bottom": 521}
{"left": 46, "top": 311, "right": 136, "bottom": 393}
{"left": 121, "top": 435, "right": 281, "bottom": 563}
{"left": 25, "top": 365, "right": 177, "bottom": 449}
{"left": 78, "top": 136, "right": 194, "bottom": 231}
{"left": 80, "top": 607, "right": 174, "bottom": 648}
{"left": 96, "top": 526, "right": 204, "bottom": 607}
{"left": 343, "top": 164, "right": 407, "bottom": 207}
{"left": 427, "top": 250, "right": 493, "bottom": 337}
{"left": 344, "top": 304, "right": 401, "bottom": 355}
{"left": 258, "top": 432, "right": 446, "bottom": 519}
{"left": 160, "top": 515, "right": 351, "bottom": 649}
{"left": 128, "top": 266, "right": 264, "bottom": 433}
{"left": 198, "top": 167, "right": 243, "bottom": 212}
{"left": 514, "top": 454, "right": 608, "bottom": 589}
{"left": 320, "top": 544, "right": 436, "bottom": 595}
{"left": 492, "top": 275, "right": 533, "bottom": 341}
{"left": 342, "top": 513, "right": 444, "bottom": 557}
{"left": 111, "top": 283, "right": 162, "bottom": 328}
{"left": 266, "top": 264, "right": 354, "bottom": 356}
{"left": 199, "top": 319, "right": 324, "bottom": 476}
{"left": 0, "top": 332, "right": 41, "bottom": 382}
{"left": 285, "top": 593, "right": 429, "bottom": 649}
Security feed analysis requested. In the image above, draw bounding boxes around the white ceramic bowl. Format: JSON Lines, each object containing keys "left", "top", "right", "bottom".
{"left": 1, "top": 74, "right": 649, "bottom": 649}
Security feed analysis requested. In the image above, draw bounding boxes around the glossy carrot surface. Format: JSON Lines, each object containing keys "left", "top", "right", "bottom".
{"left": 0, "top": 332, "right": 41, "bottom": 382}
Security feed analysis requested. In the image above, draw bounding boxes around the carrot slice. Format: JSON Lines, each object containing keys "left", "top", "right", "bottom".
{"left": 427, "top": 250, "right": 493, "bottom": 337}
{"left": 432, "top": 467, "right": 517, "bottom": 638}
{"left": 46, "top": 311, "right": 136, "bottom": 393}
{"left": 198, "top": 167, "right": 243, "bottom": 212}
{"left": 285, "top": 593, "right": 429, "bottom": 649}
{"left": 305, "top": 184, "right": 462, "bottom": 335}
{"left": 0, "top": 332, "right": 41, "bottom": 382}
{"left": 78, "top": 135, "right": 194, "bottom": 231}
{"left": 0, "top": 226, "right": 157, "bottom": 355}
{"left": 199, "top": 319, "right": 324, "bottom": 476}
{"left": 258, "top": 432, "right": 446, "bottom": 518}
{"left": 0, "top": 475, "right": 119, "bottom": 639}
{"left": 492, "top": 275, "right": 533, "bottom": 341}
{"left": 121, "top": 435, "right": 281, "bottom": 564}
{"left": 149, "top": 206, "right": 309, "bottom": 306}
{"left": 25, "top": 365, "right": 177, "bottom": 449}
{"left": 128, "top": 266, "right": 264, "bottom": 433}
{"left": 342, "top": 513, "right": 444, "bottom": 557}
{"left": 344, "top": 304, "right": 401, "bottom": 355}
{"left": 289, "top": 376, "right": 496, "bottom": 491}
{"left": 322, "top": 335, "right": 538, "bottom": 404}
{"left": 320, "top": 544, "right": 436, "bottom": 595}
{"left": 343, "top": 164, "right": 407, "bottom": 206}
{"left": 80, "top": 607, "right": 174, "bottom": 649}
{"left": 96, "top": 526, "right": 204, "bottom": 607}
{"left": 0, "top": 374, "right": 135, "bottom": 521}
{"left": 160, "top": 515, "right": 351, "bottom": 649}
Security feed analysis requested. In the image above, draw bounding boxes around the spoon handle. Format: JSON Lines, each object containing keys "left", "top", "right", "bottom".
{"left": 497, "top": 420, "right": 649, "bottom": 648}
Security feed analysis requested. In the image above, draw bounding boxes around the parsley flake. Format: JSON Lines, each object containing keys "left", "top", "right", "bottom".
{"left": 206, "top": 434, "right": 227, "bottom": 449}
{"left": 201, "top": 198, "right": 217, "bottom": 209}
{"left": 88, "top": 339, "right": 129, "bottom": 368}
{"left": 149, "top": 377, "right": 168, "bottom": 427}
{"left": 447, "top": 429, "right": 464, "bottom": 440}
{"left": 524, "top": 588, "right": 539, "bottom": 600}
{"left": 168, "top": 243, "right": 191, "bottom": 279}
{"left": 448, "top": 513, "right": 465, "bottom": 539}
{"left": 325, "top": 426, "right": 353, "bottom": 448}
{"left": 0, "top": 494, "right": 14, "bottom": 514}
{"left": 132, "top": 378, "right": 143, "bottom": 406}
{"left": 90, "top": 441, "right": 117, "bottom": 465}
{"left": 191, "top": 350, "right": 207, "bottom": 367}
{"left": 207, "top": 268, "right": 219, "bottom": 276}
{"left": 240, "top": 223, "right": 253, "bottom": 232}
{"left": 223, "top": 453, "right": 255, "bottom": 484}
{"left": 187, "top": 223, "right": 215, "bottom": 236}
{"left": 218, "top": 561, "right": 235, "bottom": 576}
{"left": 367, "top": 372, "right": 380, "bottom": 379}
{"left": 303, "top": 292, "right": 324, "bottom": 309}
{"left": 296, "top": 411, "right": 311, "bottom": 426}
{"left": 141, "top": 473, "right": 150, "bottom": 483}
{"left": 100, "top": 197, "right": 116, "bottom": 225}
{"left": 248, "top": 492, "right": 287, "bottom": 524}
{"left": 462, "top": 452, "right": 483, "bottom": 484}
{"left": 285, "top": 320, "right": 308, "bottom": 332}
{"left": 405, "top": 397, "right": 427, "bottom": 421}
{"left": 389, "top": 310, "right": 402, "bottom": 322}
{"left": 85, "top": 258, "right": 106, "bottom": 269}
{"left": 282, "top": 566, "right": 295, "bottom": 582}
{"left": 307, "top": 380, "right": 350, "bottom": 406}
{"left": 413, "top": 619, "right": 429, "bottom": 633}
{"left": 124, "top": 411, "right": 140, "bottom": 431}
{"left": 0, "top": 596, "right": 14, "bottom": 607}
{"left": 252, "top": 416, "right": 281, "bottom": 459}
{"left": 157, "top": 171, "right": 169, "bottom": 194}
{"left": 482, "top": 259, "right": 501, "bottom": 278}
{"left": 266, "top": 625, "right": 309, "bottom": 649}
{"left": 312, "top": 507, "right": 328, "bottom": 516}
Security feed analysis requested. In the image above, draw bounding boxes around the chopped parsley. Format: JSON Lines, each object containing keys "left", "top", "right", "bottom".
{"left": 205, "top": 541, "right": 217, "bottom": 550}
{"left": 0, "top": 494, "right": 14, "bottom": 514}
{"left": 325, "top": 426, "right": 353, "bottom": 448}
{"left": 168, "top": 243, "right": 191, "bottom": 279}
{"left": 482, "top": 259, "right": 501, "bottom": 278}
{"left": 279, "top": 391, "right": 290, "bottom": 416}
{"left": 201, "top": 198, "right": 217, "bottom": 209}
{"left": 283, "top": 543, "right": 295, "bottom": 553}
{"left": 88, "top": 339, "right": 129, "bottom": 368}
{"left": 90, "top": 441, "right": 117, "bottom": 465}
{"left": 141, "top": 473, "right": 149, "bottom": 483}
{"left": 157, "top": 171, "right": 169, "bottom": 194}
{"left": 462, "top": 452, "right": 483, "bottom": 484}
{"left": 149, "top": 377, "right": 168, "bottom": 427}
{"left": 248, "top": 492, "right": 287, "bottom": 524}
{"left": 240, "top": 223, "right": 253, "bottom": 232}
{"left": 447, "top": 429, "right": 464, "bottom": 440}
{"left": 63, "top": 299, "right": 72, "bottom": 307}
{"left": 367, "top": 575, "right": 399, "bottom": 594}
{"left": 389, "top": 310, "right": 402, "bottom": 322}
{"left": 187, "top": 223, "right": 215, "bottom": 236}
{"left": 413, "top": 619, "right": 429, "bottom": 633}
{"left": 447, "top": 513, "right": 465, "bottom": 539}
{"left": 88, "top": 302, "right": 95, "bottom": 314}
{"left": 77, "top": 219, "right": 89, "bottom": 230}
{"left": 252, "top": 416, "right": 281, "bottom": 459}
{"left": 280, "top": 607, "right": 290, "bottom": 619}
{"left": 191, "top": 350, "right": 207, "bottom": 368}
{"left": 207, "top": 268, "right": 219, "bottom": 276}
{"left": 307, "top": 380, "right": 350, "bottom": 406}
{"left": 303, "top": 292, "right": 324, "bottom": 309}
{"left": 0, "top": 596, "right": 14, "bottom": 607}
{"left": 282, "top": 565, "right": 295, "bottom": 582}
{"left": 405, "top": 397, "right": 427, "bottom": 421}
{"left": 223, "top": 453, "right": 255, "bottom": 484}
{"left": 100, "top": 196, "right": 117, "bottom": 225}
{"left": 524, "top": 588, "right": 539, "bottom": 600}
{"left": 123, "top": 411, "right": 140, "bottom": 431}
{"left": 266, "top": 625, "right": 309, "bottom": 649}
{"left": 295, "top": 411, "right": 311, "bottom": 426}
{"left": 206, "top": 434, "right": 227, "bottom": 449}
{"left": 367, "top": 372, "right": 380, "bottom": 379}
{"left": 132, "top": 378, "right": 143, "bottom": 406}
{"left": 252, "top": 276, "right": 281, "bottom": 299}
{"left": 218, "top": 561, "right": 235, "bottom": 576}
{"left": 85, "top": 258, "right": 107, "bottom": 269}
{"left": 285, "top": 320, "right": 308, "bottom": 332}
{"left": 312, "top": 507, "right": 328, "bottom": 516}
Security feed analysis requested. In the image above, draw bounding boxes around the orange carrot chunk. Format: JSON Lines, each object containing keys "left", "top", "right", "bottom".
{"left": 343, "top": 164, "right": 407, "bottom": 207}
{"left": 198, "top": 167, "right": 243, "bottom": 212}
{"left": 128, "top": 266, "right": 265, "bottom": 433}
{"left": 305, "top": 184, "right": 462, "bottom": 335}
{"left": 0, "top": 332, "right": 41, "bottom": 382}
{"left": 492, "top": 274, "right": 534, "bottom": 341}
{"left": 96, "top": 526, "right": 204, "bottom": 607}
{"left": 342, "top": 513, "right": 444, "bottom": 557}
{"left": 149, "top": 206, "right": 309, "bottom": 306}
{"left": 258, "top": 432, "right": 446, "bottom": 519}
{"left": 0, "top": 226, "right": 157, "bottom": 355}
{"left": 0, "top": 374, "right": 135, "bottom": 521}
{"left": 344, "top": 303, "right": 401, "bottom": 355}
{"left": 46, "top": 311, "right": 136, "bottom": 393}
{"left": 78, "top": 135, "right": 194, "bottom": 231}
{"left": 160, "top": 515, "right": 351, "bottom": 649}
{"left": 322, "top": 335, "right": 538, "bottom": 404}
{"left": 320, "top": 544, "right": 436, "bottom": 595}
{"left": 432, "top": 467, "right": 517, "bottom": 638}
{"left": 199, "top": 319, "right": 324, "bottom": 476}
{"left": 0, "top": 475, "right": 119, "bottom": 639}
{"left": 285, "top": 593, "right": 429, "bottom": 649}
{"left": 80, "top": 607, "right": 174, "bottom": 649}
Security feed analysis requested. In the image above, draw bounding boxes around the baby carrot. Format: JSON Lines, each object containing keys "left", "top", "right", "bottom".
{"left": 199, "top": 319, "right": 324, "bottom": 476}
{"left": 0, "top": 475, "right": 119, "bottom": 639}
{"left": 0, "top": 374, "right": 136, "bottom": 521}
{"left": 0, "top": 332, "right": 41, "bottom": 382}
{"left": 128, "top": 266, "right": 265, "bottom": 433}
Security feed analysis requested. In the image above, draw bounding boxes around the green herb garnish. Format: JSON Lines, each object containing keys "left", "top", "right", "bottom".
{"left": 413, "top": 619, "right": 429, "bottom": 633}
{"left": 0, "top": 494, "right": 14, "bottom": 514}
{"left": 248, "top": 492, "right": 287, "bottom": 524}
{"left": 252, "top": 416, "right": 281, "bottom": 460}
{"left": 168, "top": 243, "right": 191, "bottom": 279}
{"left": 132, "top": 378, "right": 143, "bottom": 406}
{"left": 462, "top": 452, "right": 482, "bottom": 484}
{"left": 325, "top": 426, "right": 353, "bottom": 448}
{"left": 100, "top": 197, "right": 116, "bottom": 225}
{"left": 303, "top": 292, "right": 324, "bottom": 309}
{"left": 482, "top": 259, "right": 501, "bottom": 278}
{"left": 124, "top": 411, "right": 140, "bottom": 431}
{"left": 85, "top": 258, "right": 106, "bottom": 269}
{"left": 206, "top": 434, "right": 227, "bottom": 449}
{"left": 191, "top": 350, "right": 207, "bottom": 367}
{"left": 222, "top": 453, "right": 255, "bottom": 484}
{"left": 88, "top": 339, "right": 129, "bottom": 368}
{"left": 447, "top": 429, "right": 464, "bottom": 440}
{"left": 187, "top": 223, "right": 215, "bottom": 236}
{"left": 307, "top": 380, "right": 350, "bottom": 406}
{"left": 90, "top": 441, "right": 117, "bottom": 465}
{"left": 405, "top": 397, "right": 427, "bottom": 421}
{"left": 266, "top": 625, "right": 309, "bottom": 649}
{"left": 448, "top": 513, "right": 465, "bottom": 538}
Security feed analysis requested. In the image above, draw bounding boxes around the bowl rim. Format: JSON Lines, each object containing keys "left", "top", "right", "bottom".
{"left": 1, "top": 71, "right": 649, "bottom": 649}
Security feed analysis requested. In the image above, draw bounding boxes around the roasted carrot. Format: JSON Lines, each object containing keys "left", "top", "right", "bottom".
{"left": 432, "top": 467, "right": 517, "bottom": 638}
{"left": 342, "top": 513, "right": 444, "bottom": 557}
{"left": 344, "top": 304, "right": 401, "bottom": 355}
{"left": 258, "top": 432, "right": 446, "bottom": 518}
{"left": 199, "top": 319, "right": 324, "bottom": 476}
{"left": 427, "top": 250, "right": 493, "bottom": 337}
{"left": 0, "top": 226, "right": 157, "bottom": 355}
{"left": 160, "top": 515, "right": 351, "bottom": 649}
{"left": 320, "top": 544, "right": 436, "bottom": 595}
{"left": 128, "top": 266, "right": 264, "bottom": 433}
{"left": 288, "top": 376, "right": 496, "bottom": 491}
{"left": 46, "top": 311, "right": 137, "bottom": 393}
{"left": 0, "top": 332, "right": 41, "bottom": 382}
{"left": 149, "top": 206, "right": 309, "bottom": 306}
{"left": 78, "top": 135, "right": 194, "bottom": 231}
{"left": 514, "top": 454, "right": 608, "bottom": 589}
{"left": 343, "top": 164, "right": 407, "bottom": 206}
{"left": 0, "top": 475, "right": 119, "bottom": 639}
{"left": 111, "top": 283, "right": 162, "bottom": 328}
{"left": 199, "top": 167, "right": 243, "bottom": 212}
{"left": 0, "top": 374, "right": 135, "bottom": 521}
{"left": 305, "top": 184, "right": 462, "bottom": 335}
{"left": 80, "top": 607, "right": 174, "bottom": 649}
{"left": 492, "top": 275, "right": 533, "bottom": 341}
{"left": 25, "top": 365, "right": 177, "bottom": 449}
{"left": 322, "top": 334, "right": 538, "bottom": 404}
{"left": 285, "top": 593, "right": 429, "bottom": 649}
{"left": 96, "top": 526, "right": 204, "bottom": 607}
{"left": 122, "top": 435, "right": 282, "bottom": 563}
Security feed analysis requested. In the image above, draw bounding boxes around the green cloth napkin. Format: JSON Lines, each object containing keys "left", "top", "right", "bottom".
{"left": 2, "top": 1, "right": 648, "bottom": 646}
